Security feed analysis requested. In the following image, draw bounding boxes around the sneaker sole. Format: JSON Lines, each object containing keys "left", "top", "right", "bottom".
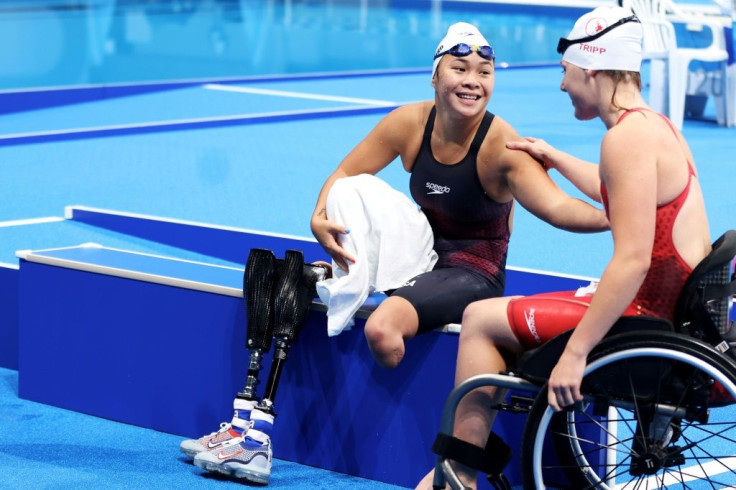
{"left": 194, "top": 459, "right": 270, "bottom": 485}
{"left": 179, "top": 445, "right": 202, "bottom": 459}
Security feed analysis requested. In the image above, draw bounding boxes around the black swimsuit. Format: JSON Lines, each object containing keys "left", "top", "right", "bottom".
{"left": 391, "top": 106, "right": 511, "bottom": 332}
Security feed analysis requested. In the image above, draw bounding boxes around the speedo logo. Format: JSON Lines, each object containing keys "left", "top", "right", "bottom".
{"left": 524, "top": 308, "right": 543, "bottom": 345}
{"left": 426, "top": 182, "right": 450, "bottom": 195}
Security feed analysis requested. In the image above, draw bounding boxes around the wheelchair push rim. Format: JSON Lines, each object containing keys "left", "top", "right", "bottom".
{"left": 525, "top": 345, "right": 736, "bottom": 489}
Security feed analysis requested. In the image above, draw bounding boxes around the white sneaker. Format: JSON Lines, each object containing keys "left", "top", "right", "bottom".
{"left": 179, "top": 398, "right": 255, "bottom": 458}
{"left": 193, "top": 408, "right": 274, "bottom": 484}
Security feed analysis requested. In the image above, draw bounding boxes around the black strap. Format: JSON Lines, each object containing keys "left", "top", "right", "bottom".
{"left": 485, "top": 433, "right": 513, "bottom": 490}
{"left": 468, "top": 111, "right": 495, "bottom": 154}
{"left": 421, "top": 106, "right": 436, "bottom": 150}
{"left": 422, "top": 106, "right": 495, "bottom": 156}
{"left": 702, "top": 280, "right": 736, "bottom": 301}
{"left": 432, "top": 432, "right": 511, "bottom": 477}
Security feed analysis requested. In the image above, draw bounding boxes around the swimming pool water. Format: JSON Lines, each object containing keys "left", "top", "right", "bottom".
{"left": 0, "top": 0, "right": 589, "bottom": 90}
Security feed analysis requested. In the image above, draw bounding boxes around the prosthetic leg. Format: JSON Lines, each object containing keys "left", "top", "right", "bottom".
{"left": 238, "top": 248, "right": 326, "bottom": 413}
{"left": 189, "top": 248, "right": 325, "bottom": 484}
{"left": 238, "top": 248, "right": 278, "bottom": 402}
{"left": 259, "top": 250, "right": 325, "bottom": 413}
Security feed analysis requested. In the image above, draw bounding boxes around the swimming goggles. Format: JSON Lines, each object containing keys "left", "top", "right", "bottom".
{"left": 434, "top": 43, "right": 495, "bottom": 62}
{"left": 556, "top": 15, "right": 640, "bottom": 55}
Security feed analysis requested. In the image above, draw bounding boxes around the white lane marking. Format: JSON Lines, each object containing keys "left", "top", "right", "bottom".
{"left": 0, "top": 216, "right": 64, "bottom": 228}
{"left": 203, "top": 83, "right": 397, "bottom": 106}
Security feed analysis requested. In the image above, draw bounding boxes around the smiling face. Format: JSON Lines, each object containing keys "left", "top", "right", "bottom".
{"left": 432, "top": 53, "right": 494, "bottom": 117}
{"left": 559, "top": 60, "right": 598, "bottom": 121}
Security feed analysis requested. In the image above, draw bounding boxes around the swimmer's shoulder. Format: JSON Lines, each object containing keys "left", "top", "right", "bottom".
{"left": 376, "top": 101, "right": 433, "bottom": 140}
{"left": 478, "top": 113, "right": 522, "bottom": 155}
{"left": 384, "top": 100, "right": 433, "bottom": 126}
{"left": 485, "top": 114, "right": 518, "bottom": 138}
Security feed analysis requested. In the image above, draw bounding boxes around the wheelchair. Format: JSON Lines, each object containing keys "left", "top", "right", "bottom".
{"left": 432, "top": 230, "right": 736, "bottom": 489}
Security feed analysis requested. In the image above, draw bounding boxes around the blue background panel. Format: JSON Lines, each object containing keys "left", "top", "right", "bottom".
{"left": 17, "top": 259, "right": 462, "bottom": 487}
{"left": 18, "top": 261, "right": 251, "bottom": 436}
{"left": 0, "top": 267, "right": 18, "bottom": 370}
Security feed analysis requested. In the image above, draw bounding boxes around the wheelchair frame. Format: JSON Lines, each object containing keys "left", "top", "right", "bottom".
{"left": 433, "top": 230, "right": 736, "bottom": 490}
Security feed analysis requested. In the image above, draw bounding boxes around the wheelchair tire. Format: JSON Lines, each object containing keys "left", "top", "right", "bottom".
{"left": 520, "top": 335, "right": 736, "bottom": 489}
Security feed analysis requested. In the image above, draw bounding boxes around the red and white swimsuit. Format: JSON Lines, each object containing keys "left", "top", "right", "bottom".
{"left": 508, "top": 109, "right": 696, "bottom": 349}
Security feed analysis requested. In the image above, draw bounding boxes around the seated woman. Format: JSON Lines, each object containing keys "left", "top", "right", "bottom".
{"left": 310, "top": 22, "right": 608, "bottom": 370}
{"left": 418, "top": 6, "right": 712, "bottom": 489}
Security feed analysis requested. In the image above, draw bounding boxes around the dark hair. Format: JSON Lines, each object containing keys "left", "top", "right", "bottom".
{"left": 599, "top": 70, "right": 642, "bottom": 111}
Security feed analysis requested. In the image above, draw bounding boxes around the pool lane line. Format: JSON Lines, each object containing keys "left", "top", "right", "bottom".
{"left": 0, "top": 216, "right": 65, "bottom": 228}
{"left": 204, "top": 83, "right": 397, "bottom": 106}
{"left": 0, "top": 104, "right": 402, "bottom": 147}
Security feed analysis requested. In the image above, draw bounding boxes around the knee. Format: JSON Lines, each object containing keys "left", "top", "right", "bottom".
{"left": 461, "top": 301, "right": 487, "bottom": 335}
{"left": 460, "top": 298, "right": 521, "bottom": 356}
{"left": 364, "top": 317, "right": 404, "bottom": 369}
{"left": 459, "top": 299, "right": 512, "bottom": 345}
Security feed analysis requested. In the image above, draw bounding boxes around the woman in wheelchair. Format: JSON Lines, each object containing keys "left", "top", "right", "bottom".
{"left": 419, "top": 5, "right": 727, "bottom": 489}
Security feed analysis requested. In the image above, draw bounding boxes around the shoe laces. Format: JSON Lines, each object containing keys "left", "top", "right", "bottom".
{"left": 207, "top": 422, "right": 231, "bottom": 437}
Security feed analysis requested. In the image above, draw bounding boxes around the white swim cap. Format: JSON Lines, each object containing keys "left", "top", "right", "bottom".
{"left": 559, "top": 6, "right": 642, "bottom": 72}
{"left": 432, "top": 22, "right": 493, "bottom": 78}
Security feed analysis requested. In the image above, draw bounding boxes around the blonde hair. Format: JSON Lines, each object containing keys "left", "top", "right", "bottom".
{"left": 600, "top": 70, "right": 642, "bottom": 111}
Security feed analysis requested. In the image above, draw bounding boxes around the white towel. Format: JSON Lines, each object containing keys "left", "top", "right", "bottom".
{"left": 316, "top": 174, "right": 438, "bottom": 336}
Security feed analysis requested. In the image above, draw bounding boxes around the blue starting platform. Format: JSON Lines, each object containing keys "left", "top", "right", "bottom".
{"left": 10, "top": 207, "right": 595, "bottom": 488}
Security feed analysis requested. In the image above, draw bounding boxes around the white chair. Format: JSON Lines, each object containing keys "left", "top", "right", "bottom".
{"left": 623, "top": 0, "right": 734, "bottom": 129}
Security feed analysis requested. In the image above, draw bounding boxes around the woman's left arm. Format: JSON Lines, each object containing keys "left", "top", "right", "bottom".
{"left": 546, "top": 125, "right": 659, "bottom": 411}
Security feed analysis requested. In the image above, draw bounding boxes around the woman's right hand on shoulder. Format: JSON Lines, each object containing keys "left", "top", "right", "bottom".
{"left": 310, "top": 214, "right": 355, "bottom": 273}
{"left": 506, "top": 136, "right": 556, "bottom": 171}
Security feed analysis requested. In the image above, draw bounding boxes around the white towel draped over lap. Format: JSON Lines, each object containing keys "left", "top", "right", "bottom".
{"left": 315, "top": 174, "right": 438, "bottom": 337}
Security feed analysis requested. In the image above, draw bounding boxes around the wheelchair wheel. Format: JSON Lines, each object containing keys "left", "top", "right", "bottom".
{"left": 521, "top": 336, "right": 736, "bottom": 489}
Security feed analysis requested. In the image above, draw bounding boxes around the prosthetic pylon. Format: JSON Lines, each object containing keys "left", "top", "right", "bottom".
{"left": 239, "top": 248, "right": 326, "bottom": 413}
{"left": 259, "top": 250, "right": 324, "bottom": 412}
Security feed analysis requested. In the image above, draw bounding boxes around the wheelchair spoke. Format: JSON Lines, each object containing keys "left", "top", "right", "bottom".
{"left": 679, "top": 432, "right": 736, "bottom": 479}
{"left": 600, "top": 455, "right": 636, "bottom": 487}
{"left": 679, "top": 420, "right": 736, "bottom": 447}
{"left": 654, "top": 464, "right": 733, "bottom": 489}
{"left": 553, "top": 428, "right": 635, "bottom": 460}
{"left": 622, "top": 359, "right": 650, "bottom": 455}
{"left": 568, "top": 407, "right": 635, "bottom": 451}
{"left": 522, "top": 343, "right": 736, "bottom": 490}
{"left": 621, "top": 475, "right": 651, "bottom": 490}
